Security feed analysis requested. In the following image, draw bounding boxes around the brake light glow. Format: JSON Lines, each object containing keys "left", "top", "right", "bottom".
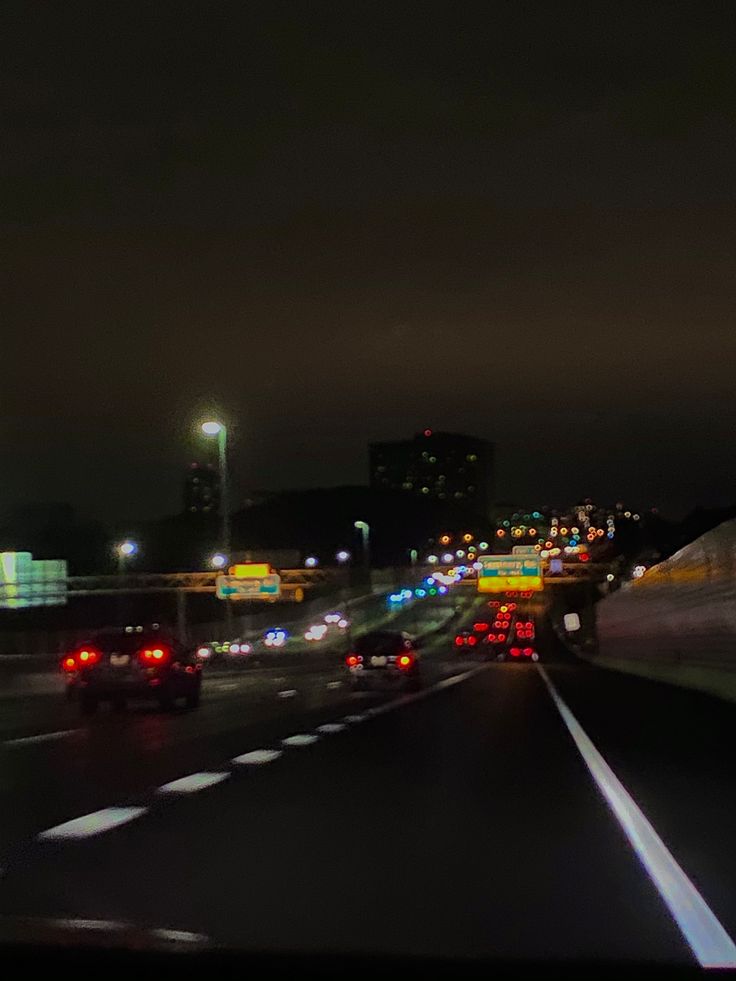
{"left": 498, "top": 633, "right": 506, "bottom": 642}
{"left": 345, "top": 654, "right": 363, "bottom": 667}
{"left": 510, "top": 647, "right": 521, "bottom": 656}
{"left": 62, "top": 656, "right": 77, "bottom": 672}
{"left": 467, "top": 635, "right": 477, "bottom": 646}
{"left": 140, "top": 646, "right": 170, "bottom": 663}
{"left": 523, "top": 647, "right": 534, "bottom": 656}
{"left": 473, "top": 622, "right": 489, "bottom": 632}
{"left": 454, "top": 636, "right": 464, "bottom": 647}
{"left": 397, "top": 654, "right": 414, "bottom": 669}
{"left": 75, "top": 647, "right": 100, "bottom": 666}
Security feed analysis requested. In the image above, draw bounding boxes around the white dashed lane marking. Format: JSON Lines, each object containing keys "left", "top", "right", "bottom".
{"left": 150, "top": 928, "right": 208, "bottom": 944}
{"left": 157, "top": 772, "right": 230, "bottom": 794}
{"left": 282, "top": 734, "right": 319, "bottom": 747}
{"left": 326, "top": 681, "right": 342, "bottom": 690}
{"left": 27, "top": 668, "right": 487, "bottom": 847}
{"left": 4, "top": 729, "right": 79, "bottom": 747}
{"left": 231, "top": 749, "right": 282, "bottom": 765}
{"left": 277, "top": 689, "right": 297, "bottom": 699}
{"left": 37, "top": 807, "right": 148, "bottom": 841}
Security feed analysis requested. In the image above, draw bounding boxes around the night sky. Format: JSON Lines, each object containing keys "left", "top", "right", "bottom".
{"left": 3, "top": 2, "right": 736, "bottom": 522}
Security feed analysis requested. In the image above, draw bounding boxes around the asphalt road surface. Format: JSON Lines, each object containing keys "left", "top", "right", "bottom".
{"left": 1, "top": 598, "right": 735, "bottom": 968}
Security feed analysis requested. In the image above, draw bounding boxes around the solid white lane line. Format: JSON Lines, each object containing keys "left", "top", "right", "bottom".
{"left": 343, "top": 714, "right": 367, "bottom": 724}
{"left": 37, "top": 807, "right": 148, "bottom": 842}
{"left": 4, "top": 729, "right": 79, "bottom": 747}
{"left": 537, "top": 665, "right": 736, "bottom": 969}
{"left": 282, "top": 734, "right": 319, "bottom": 747}
{"left": 231, "top": 749, "right": 282, "bottom": 765}
{"left": 326, "top": 681, "right": 342, "bottom": 689}
{"left": 316, "top": 723, "right": 346, "bottom": 734}
{"left": 157, "top": 772, "right": 230, "bottom": 794}
{"left": 277, "top": 689, "right": 297, "bottom": 699}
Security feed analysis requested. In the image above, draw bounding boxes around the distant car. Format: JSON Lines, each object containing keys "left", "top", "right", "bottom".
{"left": 454, "top": 630, "right": 480, "bottom": 650}
{"left": 504, "top": 645, "right": 539, "bottom": 662}
{"left": 61, "top": 629, "right": 202, "bottom": 715}
{"left": 346, "top": 631, "right": 421, "bottom": 690}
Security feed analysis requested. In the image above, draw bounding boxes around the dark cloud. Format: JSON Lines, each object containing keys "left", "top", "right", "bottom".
{"left": 2, "top": 1, "right": 735, "bottom": 521}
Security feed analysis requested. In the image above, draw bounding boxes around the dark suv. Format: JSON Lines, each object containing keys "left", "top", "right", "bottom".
{"left": 345, "top": 630, "right": 421, "bottom": 690}
{"left": 61, "top": 628, "right": 202, "bottom": 715}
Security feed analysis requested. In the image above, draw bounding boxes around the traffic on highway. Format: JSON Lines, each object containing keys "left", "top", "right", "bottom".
{"left": 4, "top": 4, "right": 736, "bottom": 975}
{"left": 1, "top": 573, "right": 735, "bottom": 969}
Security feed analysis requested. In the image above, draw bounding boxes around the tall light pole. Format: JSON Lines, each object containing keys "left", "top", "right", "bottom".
{"left": 202, "top": 420, "right": 232, "bottom": 637}
{"left": 201, "top": 420, "right": 230, "bottom": 557}
{"left": 115, "top": 540, "right": 137, "bottom": 623}
{"left": 336, "top": 549, "right": 351, "bottom": 648}
{"left": 354, "top": 520, "right": 371, "bottom": 570}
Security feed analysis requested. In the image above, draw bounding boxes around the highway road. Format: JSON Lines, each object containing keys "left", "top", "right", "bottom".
{"left": 1, "top": 597, "right": 735, "bottom": 968}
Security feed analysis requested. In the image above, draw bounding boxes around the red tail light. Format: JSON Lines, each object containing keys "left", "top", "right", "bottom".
{"left": 510, "top": 647, "right": 521, "bottom": 657}
{"left": 498, "top": 633, "right": 506, "bottom": 642}
{"left": 508, "top": 603, "right": 517, "bottom": 611}
{"left": 397, "top": 654, "right": 414, "bottom": 670}
{"left": 467, "top": 635, "right": 477, "bottom": 646}
{"left": 62, "top": 655, "right": 77, "bottom": 672}
{"left": 523, "top": 647, "right": 534, "bottom": 656}
{"left": 140, "top": 646, "right": 170, "bottom": 664}
{"left": 77, "top": 648, "right": 100, "bottom": 665}
{"left": 488, "top": 633, "right": 496, "bottom": 642}
{"left": 345, "top": 654, "right": 363, "bottom": 667}
{"left": 454, "top": 636, "right": 464, "bottom": 647}
{"left": 473, "top": 622, "right": 489, "bottom": 632}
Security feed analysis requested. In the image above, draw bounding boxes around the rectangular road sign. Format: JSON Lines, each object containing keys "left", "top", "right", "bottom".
{"left": 511, "top": 545, "right": 538, "bottom": 555}
{"left": 216, "top": 573, "right": 281, "bottom": 601}
{"left": 477, "top": 555, "right": 543, "bottom": 593}
{"left": 0, "top": 552, "right": 68, "bottom": 609}
{"left": 230, "top": 563, "right": 271, "bottom": 579}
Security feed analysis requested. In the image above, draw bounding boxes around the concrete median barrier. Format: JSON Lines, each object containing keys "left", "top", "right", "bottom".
{"left": 592, "top": 518, "right": 736, "bottom": 703}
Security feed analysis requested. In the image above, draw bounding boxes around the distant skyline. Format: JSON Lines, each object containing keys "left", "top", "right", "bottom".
{"left": 3, "top": 4, "right": 735, "bottom": 522}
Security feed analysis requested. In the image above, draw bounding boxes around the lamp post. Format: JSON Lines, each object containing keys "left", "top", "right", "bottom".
{"left": 201, "top": 420, "right": 232, "bottom": 637}
{"left": 354, "top": 520, "right": 371, "bottom": 594}
{"left": 201, "top": 421, "right": 230, "bottom": 557}
{"left": 115, "top": 540, "right": 137, "bottom": 623}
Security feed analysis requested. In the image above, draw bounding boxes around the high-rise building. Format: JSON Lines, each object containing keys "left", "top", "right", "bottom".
{"left": 183, "top": 463, "right": 220, "bottom": 514}
{"left": 369, "top": 430, "right": 495, "bottom": 516}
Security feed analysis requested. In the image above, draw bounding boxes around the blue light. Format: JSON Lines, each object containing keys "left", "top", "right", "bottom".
{"left": 424, "top": 576, "right": 435, "bottom": 586}
{"left": 607, "top": 531, "right": 615, "bottom": 539}
{"left": 569, "top": 538, "right": 578, "bottom": 546}
{"left": 401, "top": 588, "right": 413, "bottom": 600}
{"left": 438, "top": 585, "right": 448, "bottom": 594}
{"left": 415, "top": 588, "right": 426, "bottom": 598}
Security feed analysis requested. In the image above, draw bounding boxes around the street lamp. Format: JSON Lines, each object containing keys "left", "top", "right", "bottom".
{"left": 210, "top": 552, "right": 228, "bottom": 569}
{"left": 200, "top": 420, "right": 230, "bottom": 556}
{"left": 354, "top": 520, "right": 371, "bottom": 569}
{"left": 305, "top": 556, "right": 319, "bottom": 568}
{"left": 115, "top": 541, "right": 137, "bottom": 623}
{"left": 335, "top": 550, "right": 351, "bottom": 564}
